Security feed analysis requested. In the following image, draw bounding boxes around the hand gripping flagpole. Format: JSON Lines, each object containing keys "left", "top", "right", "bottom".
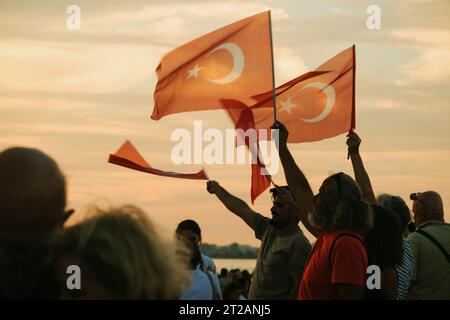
{"left": 268, "top": 11, "right": 279, "bottom": 188}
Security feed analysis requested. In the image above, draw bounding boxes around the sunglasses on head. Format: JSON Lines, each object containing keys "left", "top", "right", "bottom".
{"left": 410, "top": 193, "right": 427, "bottom": 208}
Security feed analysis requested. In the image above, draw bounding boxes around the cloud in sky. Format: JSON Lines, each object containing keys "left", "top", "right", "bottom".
{"left": 391, "top": 29, "right": 450, "bottom": 85}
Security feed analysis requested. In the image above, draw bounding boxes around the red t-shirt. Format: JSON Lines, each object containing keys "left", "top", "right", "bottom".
{"left": 298, "top": 230, "right": 368, "bottom": 300}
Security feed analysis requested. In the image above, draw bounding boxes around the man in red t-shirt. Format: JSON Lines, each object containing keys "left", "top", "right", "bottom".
{"left": 275, "top": 121, "right": 373, "bottom": 300}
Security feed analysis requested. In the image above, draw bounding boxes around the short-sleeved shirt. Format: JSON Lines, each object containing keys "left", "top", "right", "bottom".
{"left": 298, "top": 230, "right": 368, "bottom": 300}
{"left": 201, "top": 254, "right": 216, "bottom": 273}
{"left": 407, "top": 221, "right": 450, "bottom": 300}
{"left": 395, "top": 239, "right": 415, "bottom": 300}
{"left": 248, "top": 213, "right": 312, "bottom": 300}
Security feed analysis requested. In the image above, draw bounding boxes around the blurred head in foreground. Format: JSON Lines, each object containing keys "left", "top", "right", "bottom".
{"left": 0, "top": 147, "right": 67, "bottom": 298}
{"left": 54, "top": 205, "right": 189, "bottom": 299}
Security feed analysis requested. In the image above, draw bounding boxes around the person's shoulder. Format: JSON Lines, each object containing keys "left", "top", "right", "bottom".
{"left": 191, "top": 269, "right": 206, "bottom": 278}
{"left": 406, "top": 231, "right": 421, "bottom": 242}
{"left": 330, "top": 231, "right": 365, "bottom": 252}
{"left": 259, "top": 216, "right": 275, "bottom": 234}
{"left": 193, "top": 270, "right": 210, "bottom": 284}
{"left": 256, "top": 214, "right": 272, "bottom": 226}
{"left": 201, "top": 254, "right": 214, "bottom": 264}
{"left": 424, "top": 221, "right": 450, "bottom": 233}
{"left": 292, "top": 229, "right": 313, "bottom": 248}
{"left": 325, "top": 230, "right": 363, "bottom": 245}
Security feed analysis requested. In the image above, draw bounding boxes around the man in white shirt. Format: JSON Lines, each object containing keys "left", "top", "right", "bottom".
{"left": 176, "top": 219, "right": 222, "bottom": 299}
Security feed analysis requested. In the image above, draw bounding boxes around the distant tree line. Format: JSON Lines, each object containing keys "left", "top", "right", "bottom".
{"left": 200, "top": 242, "right": 258, "bottom": 259}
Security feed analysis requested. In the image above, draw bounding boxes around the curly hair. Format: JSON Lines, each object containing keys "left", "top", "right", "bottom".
{"left": 309, "top": 173, "right": 373, "bottom": 234}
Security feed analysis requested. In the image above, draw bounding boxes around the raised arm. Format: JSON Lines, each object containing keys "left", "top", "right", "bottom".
{"left": 206, "top": 180, "right": 258, "bottom": 229}
{"left": 346, "top": 131, "right": 377, "bottom": 205}
{"left": 275, "top": 121, "right": 315, "bottom": 220}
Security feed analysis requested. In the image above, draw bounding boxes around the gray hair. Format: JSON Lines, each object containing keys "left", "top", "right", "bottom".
{"left": 57, "top": 205, "right": 189, "bottom": 299}
{"left": 332, "top": 173, "right": 373, "bottom": 233}
{"left": 377, "top": 193, "right": 411, "bottom": 232}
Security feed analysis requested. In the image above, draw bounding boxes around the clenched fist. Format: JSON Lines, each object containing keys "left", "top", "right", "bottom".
{"left": 346, "top": 130, "right": 361, "bottom": 155}
{"left": 206, "top": 180, "right": 221, "bottom": 194}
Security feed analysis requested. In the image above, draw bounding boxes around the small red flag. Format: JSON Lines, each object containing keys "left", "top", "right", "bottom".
{"left": 108, "top": 140, "right": 208, "bottom": 180}
{"left": 222, "top": 99, "right": 271, "bottom": 203}
{"left": 251, "top": 155, "right": 271, "bottom": 204}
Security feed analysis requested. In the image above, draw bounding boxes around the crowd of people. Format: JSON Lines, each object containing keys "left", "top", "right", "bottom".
{"left": 0, "top": 121, "right": 449, "bottom": 299}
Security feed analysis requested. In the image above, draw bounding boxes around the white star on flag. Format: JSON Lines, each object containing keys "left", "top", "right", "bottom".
{"left": 187, "top": 64, "right": 203, "bottom": 79}
{"left": 279, "top": 97, "right": 297, "bottom": 115}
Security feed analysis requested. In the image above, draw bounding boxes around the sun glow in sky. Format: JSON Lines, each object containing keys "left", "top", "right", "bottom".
{"left": 1, "top": 0, "right": 449, "bottom": 245}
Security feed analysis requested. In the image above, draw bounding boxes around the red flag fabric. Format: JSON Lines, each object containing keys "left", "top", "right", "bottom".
{"left": 108, "top": 140, "right": 208, "bottom": 180}
{"left": 222, "top": 99, "right": 271, "bottom": 203}
{"left": 151, "top": 11, "right": 272, "bottom": 120}
{"left": 250, "top": 46, "right": 356, "bottom": 143}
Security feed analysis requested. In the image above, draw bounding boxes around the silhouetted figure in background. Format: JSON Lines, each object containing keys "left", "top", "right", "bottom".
{"left": 364, "top": 205, "right": 403, "bottom": 299}
{"left": 407, "top": 191, "right": 450, "bottom": 299}
{"left": 175, "top": 220, "right": 217, "bottom": 274}
{"left": 346, "top": 131, "right": 415, "bottom": 299}
{"left": 377, "top": 194, "right": 415, "bottom": 300}
{"left": 222, "top": 281, "right": 243, "bottom": 300}
{"left": 207, "top": 180, "right": 311, "bottom": 300}
{"left": 0, "top": 147, "right": 71, "bottom": 298}
{"left": 176, "top": 220, "right": 222, "bottom": 299}
{"left": 219, "top": 268, "right": 228, "bottom": 289}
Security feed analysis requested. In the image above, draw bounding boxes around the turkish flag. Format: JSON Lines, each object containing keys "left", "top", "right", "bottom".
{"left": 223, "top": 99, "right": 271, "bottom": 203}
{"left": 250, "top": 46, "right": 356, "bottom": 143}
{"left": 108, "top": 140, "right": 208, "bottom": 180}
{"left": 151, "top": 11, "right": 272, "bottom": 120}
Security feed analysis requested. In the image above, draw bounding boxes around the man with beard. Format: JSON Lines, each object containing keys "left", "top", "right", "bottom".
{"left": 274, "top": 121, "right": 373, "bottom": 300}
{"left": 206, "top": 181, "right": 312, "bottom": 299}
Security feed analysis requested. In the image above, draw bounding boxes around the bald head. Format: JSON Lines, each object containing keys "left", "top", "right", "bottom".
{"left": 0, "top": 147, "right": 66, "bottom": 238}
{"left": 411, "top": 190, "right": 445, "bottom": 226}
{"left": 420, "top": 191, "right": 444, "bottom": 212}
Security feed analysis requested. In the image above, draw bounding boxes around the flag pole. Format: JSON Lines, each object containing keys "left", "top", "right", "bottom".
{"left": 268, "top": 10, "right": 277, "bottom": 126}
{"left": 347, "top": 44, "right": 356, "bottom": 160}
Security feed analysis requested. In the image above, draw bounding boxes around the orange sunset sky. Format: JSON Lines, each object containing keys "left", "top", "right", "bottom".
{"left": 1, "top": 0, "right": 449, "bottom": 246}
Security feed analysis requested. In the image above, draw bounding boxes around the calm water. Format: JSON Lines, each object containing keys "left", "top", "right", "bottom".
{"left": 213, "top": 258, "right": 257, "bottom": 273}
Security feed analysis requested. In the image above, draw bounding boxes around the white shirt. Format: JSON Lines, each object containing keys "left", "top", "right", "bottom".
{"left": 201, "top": 254, "right": 216, "bottom": 273}
{"left": 180, "top": 270, "right": 213, "bottom": 300}
{"left": 199, "top": 254, "right": 222, "bottom": 298}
